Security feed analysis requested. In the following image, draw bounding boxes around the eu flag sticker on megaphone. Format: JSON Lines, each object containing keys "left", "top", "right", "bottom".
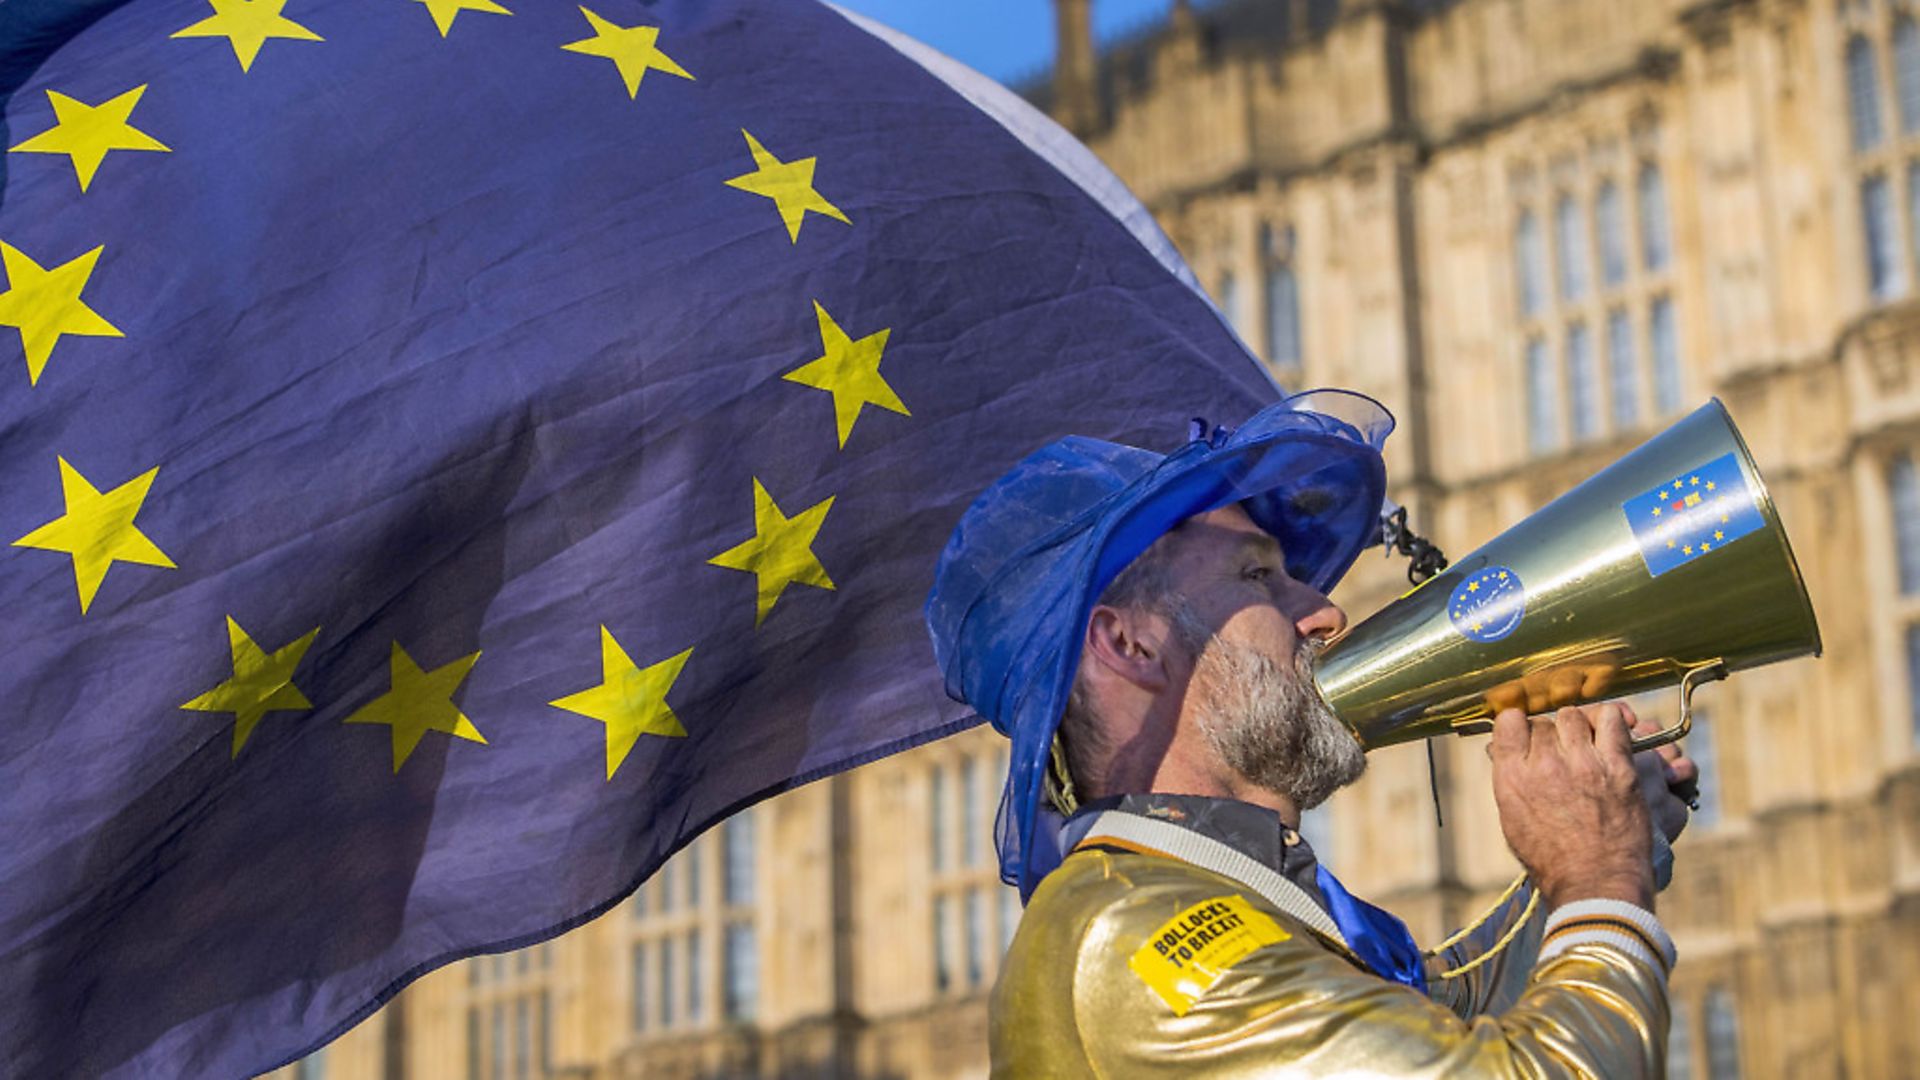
{"left": 1622, "top": 452, "right": 1768, "bottom": 578}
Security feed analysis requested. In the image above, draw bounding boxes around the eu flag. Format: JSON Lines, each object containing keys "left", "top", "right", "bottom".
{"left": 1622, "top": 451, "right": 1768, "bottom": 578}
{"left": 0, "top": 1, "right": 1280, "bottom": 1073}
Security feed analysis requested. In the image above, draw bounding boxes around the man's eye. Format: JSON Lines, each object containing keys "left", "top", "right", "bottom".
{"left": 1242, "top": 565, "right": 1272, "bottom": 582}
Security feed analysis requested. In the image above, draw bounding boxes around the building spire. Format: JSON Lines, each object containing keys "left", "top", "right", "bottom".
{"left": 1054, "top": 0, "right": 1099, "bottom": 136}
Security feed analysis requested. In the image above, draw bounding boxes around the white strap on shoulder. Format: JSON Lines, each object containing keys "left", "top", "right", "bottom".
{"left": 1076, "top": 810, "right": 1348, "bottom": 948}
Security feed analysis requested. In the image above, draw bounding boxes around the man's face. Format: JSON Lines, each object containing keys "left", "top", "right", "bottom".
{"left": 1157, "top": 506, "right": 1366, "bottom": 811}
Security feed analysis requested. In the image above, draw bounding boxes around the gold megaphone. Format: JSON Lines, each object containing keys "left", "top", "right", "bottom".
{"left": 1314, "top": 399, "right": 1821, "bottom": 754}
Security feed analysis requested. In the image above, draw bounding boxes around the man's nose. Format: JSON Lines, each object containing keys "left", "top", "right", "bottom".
{"left": 1288, "top": 582, "right": 1347, "bottom": 641}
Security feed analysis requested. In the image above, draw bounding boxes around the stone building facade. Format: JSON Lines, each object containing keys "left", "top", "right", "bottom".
{"left": 280, "top": 1, "right": 1920, "bottom": 1077}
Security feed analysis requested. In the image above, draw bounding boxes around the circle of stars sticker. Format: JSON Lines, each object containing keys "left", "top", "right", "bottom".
{"left": 1448, "top": 565, "right": 1527, "bottom": 643}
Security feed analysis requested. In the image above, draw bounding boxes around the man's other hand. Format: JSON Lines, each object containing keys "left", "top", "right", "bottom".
{"left": 1489, "top": 703, "right": 1655, "bottom": 912}
{"left": 1624, "top": 703, "right": 1698, "bottom": 844}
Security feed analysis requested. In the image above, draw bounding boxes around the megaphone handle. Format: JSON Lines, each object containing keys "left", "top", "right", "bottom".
{"left": 1627, "top": 660, "right": 1727, "bottom": 754}
{"left": 1630, "top": 661, "right": 1726, "bottom": 811}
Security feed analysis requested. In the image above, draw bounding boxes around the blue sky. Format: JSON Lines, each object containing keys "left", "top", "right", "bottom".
{"left": 833, "top": 0, "right": 1175, "bottom": 85}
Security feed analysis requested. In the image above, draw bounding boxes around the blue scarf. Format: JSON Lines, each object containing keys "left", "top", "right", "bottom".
{"left": 1315, "top": 864, "right": 1428, "bottom": 994}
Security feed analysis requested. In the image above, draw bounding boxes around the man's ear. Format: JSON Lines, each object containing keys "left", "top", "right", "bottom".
{"left": 1083, "top": 604, "right": 1172, "bottom": 694}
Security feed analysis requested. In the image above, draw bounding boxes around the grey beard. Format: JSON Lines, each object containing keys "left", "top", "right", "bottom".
{"left": 1172, "top": 604, "right": 1367, "bottom": 811}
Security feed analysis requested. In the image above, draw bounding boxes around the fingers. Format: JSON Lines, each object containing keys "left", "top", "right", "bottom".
{"left": 1553, "top": 706, "right": 1596, "bottom": 757}
{"left": 1490, "top": 708, "right": 1530, "bottom": 762}
{"left": 1588, "top": 702, "right": 1632, "bottom": 757}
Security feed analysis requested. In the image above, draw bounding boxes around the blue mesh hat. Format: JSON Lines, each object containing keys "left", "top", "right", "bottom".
{"left": 924, "top": 389, "right": 1394, "bottom": 897}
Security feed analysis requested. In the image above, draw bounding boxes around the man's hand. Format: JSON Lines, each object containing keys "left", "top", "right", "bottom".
{"left": 1624, "top": 704, "right": 1698, "bottom": 844}
{"left": 1490, "top": 703, "right": 1654, "bottom": 911}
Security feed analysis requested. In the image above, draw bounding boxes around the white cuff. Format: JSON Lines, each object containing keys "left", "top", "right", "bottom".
{"left": 1538, "top": 899, "right": 1677, "bottom": 979}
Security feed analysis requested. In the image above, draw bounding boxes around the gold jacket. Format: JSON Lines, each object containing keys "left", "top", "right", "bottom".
{"left": 992, "top": 845, "right": 1671, "bottom": 1078}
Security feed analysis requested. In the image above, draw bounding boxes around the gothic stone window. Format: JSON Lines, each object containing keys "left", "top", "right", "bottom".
{"left": 462, "top": 944, "right": 552, "bottom": 1080}
{"left": 1704, "top": 986, "right": 1744, "bottom": 1078}
{"left": 618, "top": 814, "right": 757, "bottom": 1039}
{"left": 1843, "top": 3, "right": 1920, "bottom": 301}
{"left": 929, "top": 744, "right": 1017, "bottom": 997}
{"left": 1889, "top": 451, "right": 1920, "bottom": 744}
{"left": 1511, "top": 136, "right": 1682, "bottom": 457}
{"left": 1262, "top": 224, "right": 1304, "bottom": 379}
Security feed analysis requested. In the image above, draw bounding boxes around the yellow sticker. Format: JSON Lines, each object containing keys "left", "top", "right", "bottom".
{"left": 1128, "top": 894, "right": 1290, "bottom": 1016}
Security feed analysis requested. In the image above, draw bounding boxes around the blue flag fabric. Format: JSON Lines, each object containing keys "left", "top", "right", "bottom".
{"left": 0, "top": 1, "right": 1279, "bottom": 1074}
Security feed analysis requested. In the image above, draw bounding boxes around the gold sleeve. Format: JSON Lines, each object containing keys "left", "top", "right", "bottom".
{"left": 991, "top": 850, "right": 1669, "bottom": 1079}
{"left": 1424, "top": 882, "right": 1547, "bottom": 1020}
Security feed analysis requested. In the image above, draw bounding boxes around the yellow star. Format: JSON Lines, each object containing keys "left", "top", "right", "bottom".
{"left": 1701, "top": 541, "right": 1712, "bottom": 552}
{"left": 9, "top": 86, "right": 170, "bottom": 193}
{"left": 1466, "top": 581, "right": 1480, "bottom": 593}
{"left": 171, "top": 0, "right": 323, "bottom": 73}
{"left": 1690, "top": 476, "right": 1700, "bottom": 486}
{"left": 181, "top": 617, "right": 320, "bottom": 757}
{"left": 784, "top": 302, "right": 906, "bottom": 448}
{"left": 1652, "top": 507, "right": 1662, "bottom": 517}
{"left": 1667, "top": 539, "right": 1676, "bottom": 549}
{"left": 1659, "top": 489, "right": 1669, "bottom": 500}
{"left": 411, "top": 0, "right": 510, "bottom": 36}
{"left": 1683, "top": 544, "right": 1694, "bottom": 555}
{"left": 725, "top": 130, "right": 850, "bottom": 243}
{"left": 561, "top": 6, "right": 692, "bottom": 97}
{"left": 0, "top": 241, "right": 122, "bottom": 386}
{"left": 1714, "top": 529, "right": 1724, "bottom": 541}
{"left": 13, "top": 457, "right": 174, "bottom": 614}
{"left": 708, "top": 478, "right": 836, "bottom": 627}
{"left": 1705, "top": 480, "right": 1717, "bottom": 491}
{"left": 344, "top": 642, "right": 485, "bottom": 772}
{"left": 1497, "top": 571, "right": 1509, "bottom": 581}
{"left": 549, "top": 628, "right": 691, "bottom": 779}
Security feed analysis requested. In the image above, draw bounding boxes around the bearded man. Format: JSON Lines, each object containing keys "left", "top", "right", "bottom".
{"left": 925, "top": 391, "right": 1696, "bottom": 1077}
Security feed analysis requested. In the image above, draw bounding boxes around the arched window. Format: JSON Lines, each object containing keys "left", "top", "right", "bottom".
{"left": 1863, "top": 173, "right": 1904, "bottom": 299}
{"left": 1526, "top": 336, "right": 1558, "bottom": 452}
{"left": 932, "top": 893, "right": 953, "bottom": 992}
{"left": 723, "top": 811, "right": 756, "bottom": 905}
{"left": 1555, "top": 193, "right": 1590, "bottom": 301}
{"left": 929, "top": 764, "right": 947, "bottom": 871}
{"left": 1649, "top": 296, "right": 1683, "bottom": 414}
{"left": 1607, "top": 307, "right": 1639, "bottom": 429}
{"left": 1567, "top": 322, "right": 1598, "bottom": 441}
{"left": 1888, "top": 452, "right": 1920, "bottom": 593}
{"left": 1667, "top": 997, "right": 1694, "bottom": 1080}
{"left": 723, "top": 921, "right": 758, "bottom": 1020}
{"left": 1905, "top": 624, "right": 1920, "bottom": 744}
{"left": 637, "top": 941, "right": 660, "bottom": 1022}
{"left": 1704, "top": 987, "right": 1743, "bottom": 1078}
{"left": 1849, "top": 34, "right": 1887, "bottom": 152}
{"left": 658, "top": 935, "right": 675, "bottom": 1027}
{"left": 1218, "top": 271, "right": 1242, "bottom": 334}
{"left": 1515, "top": 210, "right": 1548, "bottom": 317}
{"left": 686, "top": 928, "right": 704, "bottom": 1022}
{"left": 1637, "top": 165, "right": 1673, "bottom": 273}
{"left": 959, "top": 755, "right": 979, "bottom": 867}
{"left": 1896, "top": 19, "right": 1920, "bottom": 132}
{"left": 1596, "top": 181, "right": 1628, "bottom": 287}
{"left": 964, "top": 888, "right": 985, "bottom": 987}
{"left": 1260, "top": 223, "right": 1303, "bottom": 374}
{"left": 1686, "top": 708, "right": 1721, "bottom": 827}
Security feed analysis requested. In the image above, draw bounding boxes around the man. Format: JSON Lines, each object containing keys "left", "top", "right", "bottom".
{"left": 925, "top": 391, "right": 1697, "bottom": 1076}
